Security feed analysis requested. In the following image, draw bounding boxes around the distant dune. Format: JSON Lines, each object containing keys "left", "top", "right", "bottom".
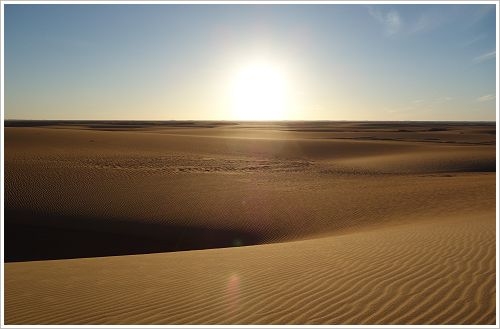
{"left": 4, "top": 121, "right": 496, "bottom": 324}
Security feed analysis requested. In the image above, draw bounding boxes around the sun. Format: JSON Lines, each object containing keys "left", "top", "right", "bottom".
{"left": 230, "top": 63, "right": 288, "bottom": 120}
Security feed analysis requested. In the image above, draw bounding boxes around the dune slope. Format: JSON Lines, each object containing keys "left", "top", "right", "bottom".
{"left": 5, "top": 213, "right": 496, "bottom": 324}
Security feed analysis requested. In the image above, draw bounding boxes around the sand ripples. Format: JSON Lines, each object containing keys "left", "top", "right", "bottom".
{"left": 5, "top": 214, "right": 495, "bottom": 324}
{"left": 4, "top": 124, "right": 496, "bottom": 324}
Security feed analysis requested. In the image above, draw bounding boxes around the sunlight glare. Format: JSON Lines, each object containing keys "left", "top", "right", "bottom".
{"left": 230, "top": 63, "right": 288, "bottom": 120}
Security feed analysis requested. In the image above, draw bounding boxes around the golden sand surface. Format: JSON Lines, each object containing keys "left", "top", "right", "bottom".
{"left": 4, "top": 121, "right": 496, "bottom": 324}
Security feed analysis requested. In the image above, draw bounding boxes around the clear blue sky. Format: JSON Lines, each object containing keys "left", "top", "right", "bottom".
{"left": 4, "top": 3, "right": 497, "bottom": 120}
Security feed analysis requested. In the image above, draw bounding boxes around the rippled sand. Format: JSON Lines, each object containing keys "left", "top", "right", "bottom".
{"left": 4, "top": 121, "right": 496, "bottom": 324}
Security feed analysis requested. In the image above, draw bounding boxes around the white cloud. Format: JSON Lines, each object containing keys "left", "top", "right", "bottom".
{"left": 476, "top": 94, "right": 495, "bottom": 102}
{"left": 473, "top": 50, "right": 496, "bottom": 63}
{"left": 369, "top": 7, "right": 402, "bottom": 36}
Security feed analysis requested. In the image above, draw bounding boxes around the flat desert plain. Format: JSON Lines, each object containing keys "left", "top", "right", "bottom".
{"left": 3, "top": 121, "right": 497, "bottom": 324}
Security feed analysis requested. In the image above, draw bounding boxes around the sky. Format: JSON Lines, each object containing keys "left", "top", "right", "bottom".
{"left": 4, "top": 3, "right": 497, "bottom": 121}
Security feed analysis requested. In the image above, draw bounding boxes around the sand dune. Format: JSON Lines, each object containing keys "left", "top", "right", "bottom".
{"left": 3, "top": 121, "right": 497, "bottom": 324}
{"left": 5, "top": 213, "right": 495, "bottom": 324}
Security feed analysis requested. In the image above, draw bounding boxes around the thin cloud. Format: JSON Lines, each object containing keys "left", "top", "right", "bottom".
{"left": 368, "top": 7, "right": 402, "bottom": 36}
{"left": 409, "top": 11, "right": 445, "bottom": 35}
{"left": 476, "top": 94, "right": 495, "bottom": 102}
{"left": 473, "top": 50, "right": 496, "bottom": 63}
{"left": 407, "top": 6, "right": 462, "bottom": 35}
{"left": 461, "top": 34, "right": 487, "bottom": 48}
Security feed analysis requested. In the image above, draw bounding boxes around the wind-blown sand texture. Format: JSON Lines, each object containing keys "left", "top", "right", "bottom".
{"left": 4, "top": 121, "right": 497, "bottom": 324}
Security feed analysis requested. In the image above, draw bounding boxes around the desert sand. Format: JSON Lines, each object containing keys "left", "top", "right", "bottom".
{"left": 3, "top": 121, "right": 497, "bottom": 324}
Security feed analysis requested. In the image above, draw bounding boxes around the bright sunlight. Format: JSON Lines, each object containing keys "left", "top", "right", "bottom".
{"left": 230, "top": 62, "right": 288, "bottom": 120}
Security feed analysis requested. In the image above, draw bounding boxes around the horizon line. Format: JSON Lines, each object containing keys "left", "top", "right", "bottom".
{"left": 3, "top": 119, "right": 497, "bottom": 123}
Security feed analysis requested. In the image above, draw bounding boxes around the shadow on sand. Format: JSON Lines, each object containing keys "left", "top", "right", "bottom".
{"left": 5, "top": 210, "right": 260, "bottom": 262}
